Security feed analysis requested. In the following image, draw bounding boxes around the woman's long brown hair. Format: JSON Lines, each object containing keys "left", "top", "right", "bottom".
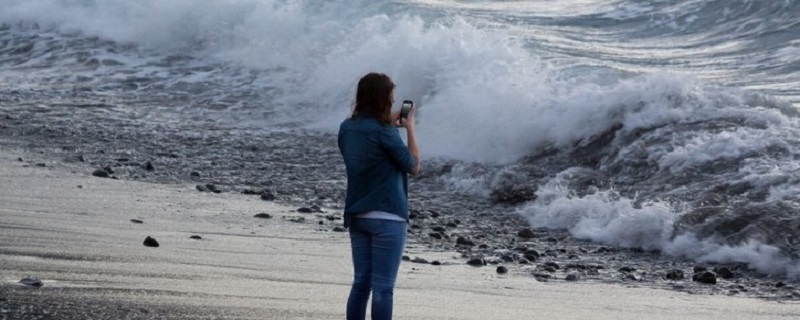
{"left": 352, "top": 73, "right": 394, "bottom": 125}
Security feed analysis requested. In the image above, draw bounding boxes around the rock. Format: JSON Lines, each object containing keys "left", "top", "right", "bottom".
{"left": 102, "top": 166, "right": 114, "bottom": 174}
{"left": 466, "top": 258, "right": 485, "bottom": 267}
{"left": 517, "top": 228, "right": 536, "bottom": 239}
{"left": 431, "top": 226, "right": 446, "bottom": 232}
{"left": 333, "top": 226, "right": 347, "bottom": 232}
{"left": 189, "top": 235, "right": 202, "bottom": 240}
{"left": 456, "top": 236, "right": 475, "bottom": 246}
{"left": 523, "top": 249, "right": 540, "bottom": 262}
{"left": 713, "top": 266, "right": 734, "bottom": 279}
{"left": 429, "top": 232, "right": 443, "bottom": 239}
{"left": 92, "top": 169, "right": 110, "bottom": 178}
{"left": 260, "top": 192, "right": 276, "bottom": 201}
{"left": 665, "top": 269, "right": 684, "bottom": 280}
{"left": 205, "top": 184, "right": 221, "bottom": 193}
{"left": 692, "top": 271, "right": 717, "bottom": 285}
{"left": 402, "top": 255, "right": 410, "bottom": 261}
{"left": 297, "top": 207, "right": 313, "bottom": 213}
{"left": 144, "top": 161, "right": 155, "bottom": 171}
{"left": 497, "top": 266, "right": 508, "bottom": 274}
{"left": 544, "top": 262, "right": 560, "bottom": 270}
{"left": 19, "top": 277, "right": 43, "bottom": 287}
{"left": 618, "top": 267, "right": 636, "bottom": 273}
{"left": 78, "top": 155, "right": 86, "bottom": 162}
{"left": 544, "top": 266, "right": 557, "bottom": 273}
{"left": 143, "top": 236, "right": 160, "bottom": 247}
{"left": 412, "top": 257, "right": 429, "bottom": 264}
{"left": 196, "top": 184, "right": 210, "bottom": 192}
{"left": 130, "top": 219, "right": 144, "bottom": 224}
{"left": 190, "top": 171, "right": 201, "bottom": 177}
{"left": 693, "top": 266, "right": 707, "bottom": 273}
{"left": 17, "top": 157, "right": 23, "bottom": 162}
{"left": 431, "top": 261, "right": 441, "bottom": 266}
{"left": 253, "top": 213, "right": 272, "bottom": 219}
{"left": 565, "top": 273, "right": 580, "bottom": 282}
{"left": 775, "top": 281, "right": 786, "bottom": 288}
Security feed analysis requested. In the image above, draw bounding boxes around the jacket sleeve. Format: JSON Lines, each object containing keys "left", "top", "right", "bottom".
{"left": 379, "top": 127, "right": 416, "bottom": 174}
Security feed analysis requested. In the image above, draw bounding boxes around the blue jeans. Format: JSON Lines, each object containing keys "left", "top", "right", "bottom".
{"left": 346, "top": 218, "right": 407, "bottom": 320}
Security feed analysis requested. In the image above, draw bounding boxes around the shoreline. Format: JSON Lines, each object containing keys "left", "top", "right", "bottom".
{"left": 2, "top": 148, "right": 800, "bottom": 319}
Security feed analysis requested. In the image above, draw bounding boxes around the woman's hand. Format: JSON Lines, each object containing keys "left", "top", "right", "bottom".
{"left": 398, "top": 107, "right": 415, "bottom": 130}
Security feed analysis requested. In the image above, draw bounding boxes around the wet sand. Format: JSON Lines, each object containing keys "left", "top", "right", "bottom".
{"left": 1, "top": 149, "right": 799, "bottom": 319}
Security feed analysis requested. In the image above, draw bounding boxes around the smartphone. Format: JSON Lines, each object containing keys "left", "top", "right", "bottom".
{"left": 400, "top": 100, "right": 414, "bottom": 119}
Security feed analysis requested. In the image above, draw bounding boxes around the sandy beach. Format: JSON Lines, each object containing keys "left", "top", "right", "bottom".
{"left": 1, "top": 149, "right": 798, "bottom": 320}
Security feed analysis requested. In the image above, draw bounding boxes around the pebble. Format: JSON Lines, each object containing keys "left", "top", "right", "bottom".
{"left": 143, "top": 236, "right": 160, "bottom": 247}
{"left": 144, "top": 161, "right": 155, "bottom": 171}
{"left": 517, "top": 228, "right": 536, "bottom": 239}
{"left": 466, "top": 258, "right": 485, "bottom": 267}
{"left": 692, "top": 271, "right": 717, "bottom": 285}
{"left": 92, "top": 169, "right": 110, "bottom": 178}
{"left": 103, "top": 166, "right": 114, "bottom": 174}
{"left": 333, "top": 226, "right": 347, "bottom": 232}
{"left": 196, "top": 184, "right": 210, "bottom": 192}
{"left": 253, "top": 213, "right": 272, "bottom": 219}
{"left": 189, "top": 235, "right": 202, "bottom": 240}
{"left": 665, "top": 269, "right": 684, "bottom": 280}
{"left": 19, "top": 277, "right": 43, "bottom": 287}
{"left": 261, "top": 192, "right": 276, "bottom": 201}
{"left": 411, "top": 257, "right": 429, "bottom": 264}
{"left": 297, "top": 207, "right": 313, "bottom": 213}
{"left": 565, "top": 273, "right": 580, "bottom": 281}
{"left": 130, "top": 219, "right": 144, "bottom": 224}
{"left": 713, "top": 266, "right": 734, "bottom": 279}
{"left": 497, "top": 266, "right": 508, "bottom": 274}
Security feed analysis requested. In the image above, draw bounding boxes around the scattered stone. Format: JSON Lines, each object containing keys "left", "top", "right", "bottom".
{"left": 196, "top": 184, "right": 210, "bottom": 192}
{"left": 713, "top": 266, "right": 734, "bottom": 279}
{"left": 456, "top": 236, "right": 475, "bottom": 246}
{"left": 565, "top": 273, "right": 580, "bottom": 282}
{"left": 17, "top": 157, "right": 23, "bottom": 162}
{"left": 130, "top": 219, "right": 144, "bottom": 224}
{"left": 144, "top": 161, "right": 155, "bottom": 171}
{"left": 412, "top": 257, "right": 429, "bottom": 264}
{"left": 116, "top": 158, "right": 129, "bottom": 162}
{"left": 402, "top": 255, "right": 410, "bottom": 261}
{"left": 429, "top": 232, "right": 443, "bottom": 239}
{"left": 466, "top": 258, "right": 485, "bottom": 267}
{"left": 692, "top": 271, "right": 717, "bottom": 285}
{"left": 775, "top": 281, "right": 786, "bottom": 288}
{"left": 78, "top": 155, "right": 87, "bottom": 162}
{"left": 523, "top": 249, "right": 540, "bottom": 262}
{"left": 261, "top": 192, "right": 276, "bottom": 201}
{"left": 289, "top": 217, "right": 305, "bottom": 223}
{"left": 77, "top": 185, "right": 83, "bottom": 188}
{"left": 19, "top": 277, "right": 43, "bottom": 287}
{"left": 693, "top": 266, "right": 707, "bottom": 273}
{"left": 665, "top": 269, "right": 684, "bottom": 280}
{"left": 253, "top": 213, "right": 272, "bottom": 219}
{"left": 143, "top": 236, "right": 159, "bottom": 247}
{"left": 297, "top": 207, "right": 314, "bottom": 213}
{"left": 205, "top": 184, "right": 221, "bottom": 193}
{"left": 618, "top": 266, "right": 636, "bottom": 273}
{"left": 517, "top": 228, "right": 536, "bottom": 239}
{"left": 92, "top": 169, "right": 110, "bottom": 178}
{"left": 190, "top": 171, "right": 201, "bottom": 177}
{"left": 497, "top": 266, "right": 508, "bottom": 274}
{"left": 189, "top": 235, "right": 202, "bottom": 240}
{"left": 544, "top": 266, "right": 557, "bottom": 273}
{"left": 544, "top": 262, "right": 560, "bottom": 270}
{"left": 533, "top": 273, "right": 551, "bottom": 281}
{"left": 333, "top": 226, "right": 347, "bottom": 232}
{"left": 431, "top": 261, "right": 441, "bottom": 266}
{"left": 103, "top": 166, "right": 114, "bottom": 174}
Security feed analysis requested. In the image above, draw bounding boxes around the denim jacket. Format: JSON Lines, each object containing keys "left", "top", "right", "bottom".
{"left": 338, "top": 116, "right": 416, "bottom": 227}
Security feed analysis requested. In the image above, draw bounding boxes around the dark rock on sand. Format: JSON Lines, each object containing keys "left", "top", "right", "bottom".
{"left": 412, "top": 257, "right": 429, "bottom": 264}
{"left": 693, "top": 266, "right": 707, "bottom": 273}
{"left": 261, "top": 192, "right": 276, "bottom": 201}
{"left": 713, "top": 266, "right": 734, "bottom": 279}
{"left": 190, "top": 171, "right": 201, "bottom": 177}
{"left": 618, "top": 266, "right": 636, "bottom": 273}
{"left": 92, "top": 169, "right": 110, "bottom": 178}
{"left": 17, "top": 157, "right": 23, "bottom": 162}
{"left": 144, "top": 161, "right": 155, "bottom": 171}
{"left": 775, "top": 281, "right": 786, "bottom": 288}
{"left": 402, "top": 255, "right": 410, "bottom": 261}
{"left": 130, "top": 219, "right": 144, "bottom": 224}
{"left": 103, "top": 166, "right": 114, "bottom": 174}
{"left": 517, "top": 228, "right": 536, "bottom": 239}
{"left": 523, "top": 249, "right": 540, "bottom": 262}
{"left": 190, "top": 235, "right": 202, "bottom": 240}
{"left": 333, "top": 226, "right": 347, "bottom": 232}
{"left": 205, "top": 184, "right": 221, "bottom": 193}
{"left": 297, "top": 207, "right": 313, "bottom": 213}
{"left": 143, "top": 236, "right": 160, "bottom": 247}
{"left": 497, "top": 266, "right": 508, "bottom": 274}
{"left": 254, "top": 213, "right": 272, "bottom": 219}
{"left": 544, "top": 262, "right": 560, "bottom": 270}
{"left": 565, "top": 273, "right": 580, "bottom": 281}
{"left": 665, "top": 269, "right": 685, "bottom": 280}
{"left": 456, "top": 236, "right": 475, "bottom": 246}
{"left": 19, "top": 277, "right": 43, "bottom": 287}
{"left": 466, "top": 257, "right": 485, "bottom": 267}
{"left": 196, "top": 184, "right": 210, "bottom": 192}
{"left": 693, "top": 271, "right": 717, "bottom": 284}
{"left": 544, "top": 266, "right": 557, "bottom": 273}
{"left": 431, "top": 261, "right": 441, "bottom": 266}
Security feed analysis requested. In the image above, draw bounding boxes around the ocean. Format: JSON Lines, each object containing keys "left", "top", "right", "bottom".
{"left": 1, "top": 0, "right": 800, "bottom": 278}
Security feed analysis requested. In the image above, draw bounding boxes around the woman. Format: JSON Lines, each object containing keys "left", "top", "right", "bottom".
{"left": 338, "top": 72, "right": 421, "bottom": 320}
